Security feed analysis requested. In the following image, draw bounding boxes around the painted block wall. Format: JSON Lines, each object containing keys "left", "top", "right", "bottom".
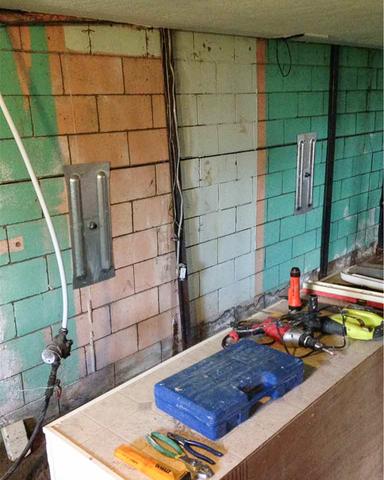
{"left": 0, "top": 24, "right": 179, "bottom": 423}
{"left": 174, "top": 31, "right": 259, "bottom": 325}
{"left": 258, "top": 40, "right": 383, "bottom": 292}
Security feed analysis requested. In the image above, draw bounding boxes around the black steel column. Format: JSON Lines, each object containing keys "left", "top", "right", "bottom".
{"left": 319, "top": 45, "right": 340, "bottom": 279}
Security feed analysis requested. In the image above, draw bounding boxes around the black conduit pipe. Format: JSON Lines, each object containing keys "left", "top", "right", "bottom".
{"left": 319, "top": 45, "right": 340, "bottom": 279}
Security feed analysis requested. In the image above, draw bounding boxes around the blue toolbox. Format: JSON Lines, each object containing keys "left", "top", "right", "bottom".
{"left": 154, "top": 339, "right": 304, "bottom": 440}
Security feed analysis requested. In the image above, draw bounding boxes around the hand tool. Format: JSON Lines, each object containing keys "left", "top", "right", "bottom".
{"left": 167, "top": 433, "right": 223, "bottom": 465}
{"left": 146, "top": 432, "right": 213, "bottom": 479}
{"left": 328, "top": 308, "right": 383, "bottom": 340}
{"left": 288, "top": 267, "right": 302, "bottom": 311}
{"left": 114, "top": 444, "right": 191, "bottom": 480}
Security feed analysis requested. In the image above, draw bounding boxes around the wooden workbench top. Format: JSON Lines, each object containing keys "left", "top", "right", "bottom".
{"left": 44, "top": 301, "right": 383, "bottom": 480}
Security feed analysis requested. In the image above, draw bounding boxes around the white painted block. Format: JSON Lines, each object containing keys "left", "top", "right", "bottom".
{"left": 200, "top": 260, "right": 235, "bottom": 295}
{"left": 186, "top": 239, "right": 218, "bottom": 273}
{"left": 176, "top": 95, "right": 198, "bottom": 126}
{"left": 237, "top": 202, "right": 257, "bottom": 231}
{"left": 190, "top": 291, "right": 219, "bottom": 323}
{"left": 1, "top": 420, "right": 30, "bottom": 461}
{"left": 200, "top": 154, "right": 237, "bottom": 186}
{"left": 218, "top": 122, "right": 256, "bottom": 154}
{"left": 236, "top": 151, "right": 258, "bottom": 179}
{"left": 219, "top": 178, "right": 253, "bottom": 209}
{"left": 184, "top": 216, "right": 199, "bottom": 246}
{"left": 197, "top": 94, "right": 236, "bottom": 125}
{"left": 199, "top": 208, "right": 236, "bottom": 243}
{"left": 188, "top": 272, "right": 200, "bottom": 300}
{"left": 179, "top": 125, "right": 219, "bottom": 158}
{"left": 219, "top": 276, "right": 251, "bottom": 312}
{"left": 218, "top": 229, "right": 251, "bottom": 262}
{"left": 184, "top": 185, "right": 218, "bottom": 218}
{"left": 194, "top": 33, "right": 235, "bottom": 63}
{"left": 175, "top": 60, "right": 216, "bottom": 94}
{"left": 181, "top": 158, "right": 200, "bottom": 189}
{"left": 173, "top": 31, "right": 195, "bottom": 61}
{"left": 235, "top": 251, "right": 256, "bottom": 280}
{"left": 218, "top": 208, "right": 237, "bottom": 237}
{"left": 217, "top": 63, "right": 254, "bottom": 93}
{"left": 216, "top": 63, "right": 236, "bottom": 93}
{"left": 235, "top": 37, "right": 257, "bottom": 64}
{"left": 89, "top": 26, "right": 147, "bottom": 56}
{"left": 146, "top": 29, "right": 161, "bottom": 57}
{"left": 236, "top": 94, "right": 257, "bottom": 122}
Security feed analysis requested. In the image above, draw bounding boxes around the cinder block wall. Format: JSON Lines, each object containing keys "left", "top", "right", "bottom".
{"left": 0, "top": 24, "right": 179, "bottom": 423}
{"left": 174, "top": 32, "right": 259, "bottom": 326}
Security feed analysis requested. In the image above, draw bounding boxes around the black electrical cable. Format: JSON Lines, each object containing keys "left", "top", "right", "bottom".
{"left": 276, "top": 38, "right": 292, "bottom": 77}
{"left": 0, "top": 363, "right": 60, "bottom": 480}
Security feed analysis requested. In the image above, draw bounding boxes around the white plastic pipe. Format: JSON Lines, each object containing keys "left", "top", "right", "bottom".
{"left": 0, "top": 93, "right": 68, "bottom": 330}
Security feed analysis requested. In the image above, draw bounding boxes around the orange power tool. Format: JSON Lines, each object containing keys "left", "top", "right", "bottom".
{"left": 288, "top": 267, "right": 302, "bottom": 311}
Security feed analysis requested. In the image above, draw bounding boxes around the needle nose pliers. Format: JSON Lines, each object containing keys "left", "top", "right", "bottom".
{"left": 167, "top": 432, "right": 223, "bottom": 465}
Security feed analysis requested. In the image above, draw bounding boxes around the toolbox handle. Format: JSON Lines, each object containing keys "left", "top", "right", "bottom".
{"left": 238, "top": 383, "right": 265, "bottom": 400}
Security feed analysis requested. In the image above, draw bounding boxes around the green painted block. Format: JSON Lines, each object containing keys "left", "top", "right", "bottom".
{"left": 312, "top": 185, "right": 324, "bottom": 208}
{"left": 331, "top": 199, "right": 349, "bottom": 221}
{"left": 336, "top": 114, "right": 356, "bottom": 136}
{"left": 283, "top": 117, "right": 311, "bottom": 144}
{"left": 304, "top": 248, "right": 320, "bottom": 272}
{"left": 314, "top": 162, "right": 325, "bottom": 186}
{"left": 263, "top": 220, "right": 280, "bottom": 246}
{"left": 268, "top": 93, "right": 297, "bottom": 120}
{"left": 0, "top": 137, "right": 65, "bottom": 184}
{"left": 297, "top": 43, "right": 330, "bottom": 66}
{"left": 267, "top": 193, "right": 294, "bottom": 221}
{"left": 268, "top": 145, "right": 296, "bottom": 173}
{"left": 0, "top": 303, "right": 16, "bottom": 343}
{"left": 330, "top": 222, "right": 338, "bottom": 242}
{"left": 346, "top": 47, "right": 369, "bottom": 67}
{"left": 335, "top": 138, "right": 345, "bottom": 159}
{"left": 311, "top": 66, "right": 329, "bottom": 91}
{"left": 0, "top": 52, "right": 22, "bottom": 95}
{"left": 368, "top": 90, "right": 383, "bottom": 112}
{"left": 346, "top": 233, "right": 357, "bottom": 252}
{"left": 357, "top": 68, "right": 377, "bottom": 90}
{"left": 40, "top": 178, "right": 67, "bottom": 215}
{"left": 376, "top": 69, "right": 383, "bottom": 90}
{"left": 344, "top": 134, "right": 369, "bottom": 157}
{"left": 0, "top": 182, "right": 41, "bottom": 225}
{"left": 375, "top": 111, "right": 383, "bottom": 131}
{"left": 8, "top": 215, "right": 69, "bottom": 262}
{"left": 368, "top": 188, "right": 382, "bottom": 209}
{"left": 338, "top": 214, "right": 358, "bottom": 238}
{"left": 0, "top": 257, "right": 47, "bottom": 304}
{"left": 356, "top": 112, "right": 376, "bottom": 134}
{"left": 366, "top": 225, "right": 379, "bottom": 245}
{"left": 372, "top": 151, "right": 383, "bottom": 171}
{"left": 357, "top": 210, "right": 369, "bottom": 231}
{"left": 305, "top": 207, "right": 322, "bottom": 231}
{"left": 47, "top": 249, "right": 73, "bottom": 289}
{"left": 279, "top": 255, "right": 305, "bottom": 285}
{"left": 338, "top": 48, "right": 349, "bottom": 67}
{"left": 349, "top": 192, "right": 368, "bottom": 215}
{"left": 282, "top": 66, "right": 312, "bottom": 92}
{"left": 265, "top": 238, "right": 292, "bottom": 268}
{"left": 341, "top": 174, "right": 369, "bottom": 199}
{"left": 316, "top": 141, "right": 325, "bottom": 163}
{"left": 346, "top": 91, "right": 367, "bottom": 113}
{"left": 265, "top": 64, "right": 284, "bottom": 92}
{"left": 265, "top": 172, "right": 283, "bottom": 198}
{"left": 282, "top": 168, "right": 296, "bottom": 193}
{"left": 329, "top": 237, "right": 347, "bottom": 261}
{"left": 298, "top": 92, "right": 324, "bottom": 116}
{"left": 26, "top": 53, "right": 58, "bottom": 95}
{"left": 280, "top": 215, "right": 305, "bottom": 241}
{"left": 267, "top": 39, "right": 299, "bottom": 65}
{"left": 265, "top": 120, "right": 285, "bottom": 147}
{"left": 0, "top": 27, "right": 15, "bottom": 50}
{"left": 369, "top": 131, "right": 383, "bottom": 151}
{"left": 0, "top": 96, "right": 32, "bottom": 139}
{"left": 351, "top": 154, "right": 372, "bottom": 176}
{"left": 311, "top": 115, "right": 328, "bottom": 140}
{"left": 263, "top": 265, "right": 280, "bottom": 292}
{"left": 0, "top": 329, "right": 48, "bottom": 379}
{"left": 368, "top": 50, "right": 383, "bottom": 68}
{"left": 14, "top": 287, "right": 77, "bottom": 336}
{"left": 0, "top": 375, "right": 24, "bottom": 417}
{"left": 337, "top": 91, "right": 346, "bottom": 113}
{"left": 292, "top": 229, "right": 317, "bottom": 257}
{"left": 338, "top": 67, "right": 358, "bottom": 91}
{"left": 30, "top": 96, "right": 59, "bottom": 136}
{"left": 0, "top": 226, "right": 9, "bottom": 266}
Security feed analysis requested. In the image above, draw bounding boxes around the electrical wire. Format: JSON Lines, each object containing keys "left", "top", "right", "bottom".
{"left": 276, "top": 38, "right": 292, "bottom": 78}
{"left": 0, "top": 94, "right": 68, "bottom": 331}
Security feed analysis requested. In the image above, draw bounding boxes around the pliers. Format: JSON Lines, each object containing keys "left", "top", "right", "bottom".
{"left": 167, "top": 433, "right": 223, "bottom": 465}
{"left": 146, "top": 432, "right": 214, "bottom": 479}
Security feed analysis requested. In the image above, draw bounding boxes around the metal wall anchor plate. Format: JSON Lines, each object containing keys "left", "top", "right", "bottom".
{"left": 295, "top": 132, "right": 317, "bottom": 215}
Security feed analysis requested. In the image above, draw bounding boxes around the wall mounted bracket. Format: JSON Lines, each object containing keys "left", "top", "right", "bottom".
{"left": 295, "top": 132, "right": 317, "bottom": 215}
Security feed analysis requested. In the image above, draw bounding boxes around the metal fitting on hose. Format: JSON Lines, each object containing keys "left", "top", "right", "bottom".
{"left": 42, "top": 328, "right": 73, "bottom": 365}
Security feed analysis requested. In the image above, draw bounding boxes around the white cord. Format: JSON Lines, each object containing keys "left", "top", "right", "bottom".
{"left": 0, "top": 93, "right": 68, "bottom": 330}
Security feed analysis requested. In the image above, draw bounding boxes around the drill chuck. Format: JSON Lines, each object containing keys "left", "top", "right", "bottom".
{"left": 282, "top": 328, "right": 333, "bottom": 354}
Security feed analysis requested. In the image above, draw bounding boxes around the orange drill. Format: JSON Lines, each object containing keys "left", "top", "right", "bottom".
{"left": 288, "top": 267, "right": 302, "bottom": 311}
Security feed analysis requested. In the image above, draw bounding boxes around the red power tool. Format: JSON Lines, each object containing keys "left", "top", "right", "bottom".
{"left": 288, "top": 267, "right": 302, "bottom": 311}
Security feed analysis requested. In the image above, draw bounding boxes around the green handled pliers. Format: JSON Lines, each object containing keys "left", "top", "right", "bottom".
{"left": 146, "top": 432, "right": 213, "bottom": 479}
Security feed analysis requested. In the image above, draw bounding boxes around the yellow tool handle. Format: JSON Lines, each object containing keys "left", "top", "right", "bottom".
{"left": 114, "top": 445, "right": 190, "bottom": 480}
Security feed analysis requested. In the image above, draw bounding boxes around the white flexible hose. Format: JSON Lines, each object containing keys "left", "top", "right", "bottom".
{"left": 0, "top": 93, "right": 68, "bottom": 330}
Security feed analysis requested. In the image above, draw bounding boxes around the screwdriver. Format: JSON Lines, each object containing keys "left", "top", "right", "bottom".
{"left": 114, "top": 444, "right": 191, "bottom": 480}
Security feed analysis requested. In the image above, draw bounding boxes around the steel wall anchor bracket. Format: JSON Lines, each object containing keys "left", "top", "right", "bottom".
{"left": 64, "top": 162, "right": 115, "bottom": 288}
{"left": 295, "top": 132, "right": 317, "bottom": 215}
